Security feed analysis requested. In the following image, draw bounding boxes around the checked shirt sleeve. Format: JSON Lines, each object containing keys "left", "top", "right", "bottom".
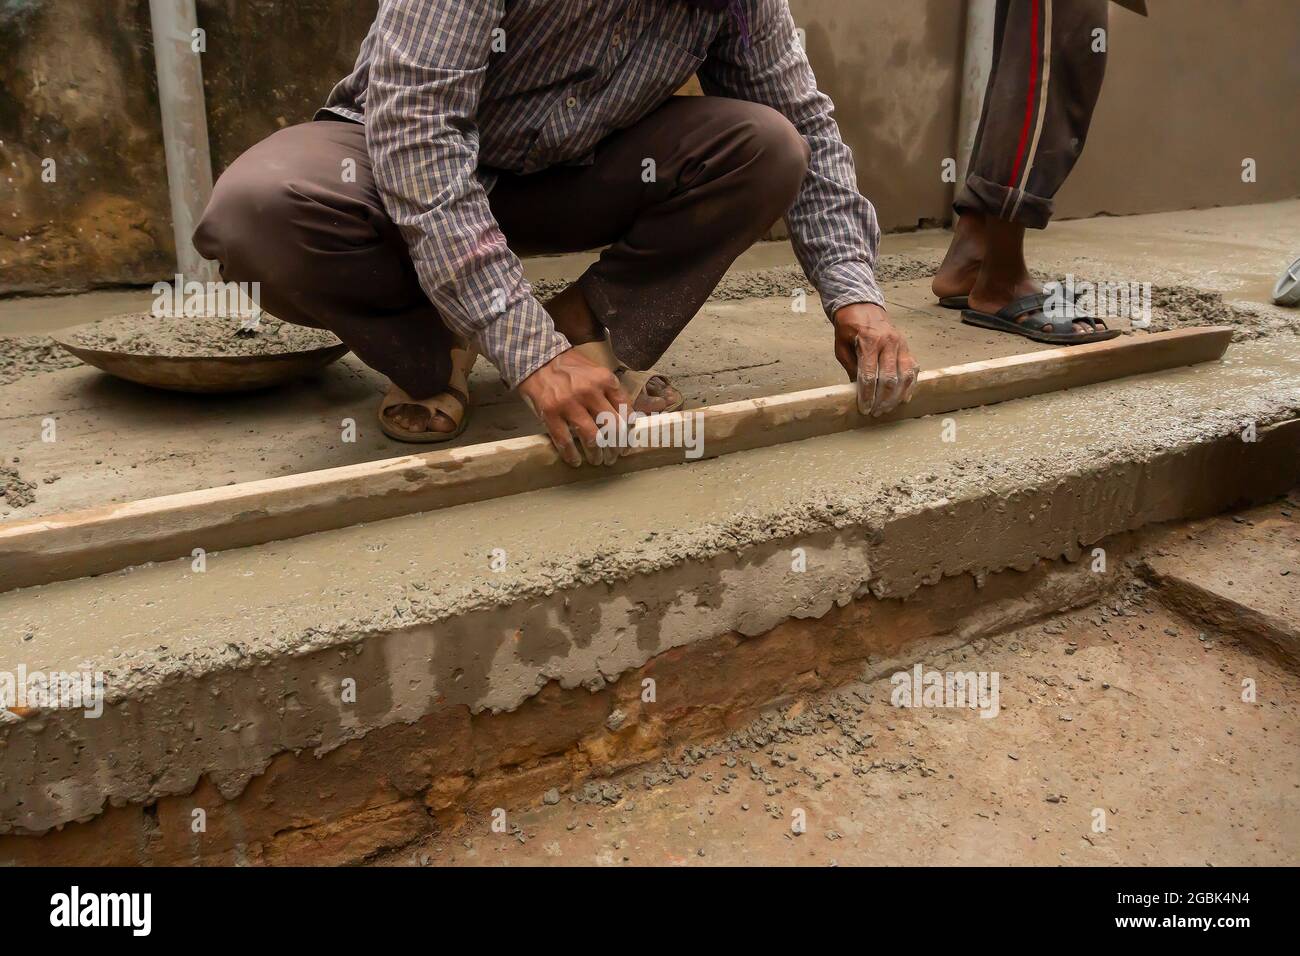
{"left": 699, "top": 0, "right": 885, "bottom": 319}
{"left": 366, "top": 0, "right": 569, "bottom": 387}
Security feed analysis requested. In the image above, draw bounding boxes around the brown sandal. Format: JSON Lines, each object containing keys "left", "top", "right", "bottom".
{"left": 378, "top": 342, "right": 478, "bottom": 443}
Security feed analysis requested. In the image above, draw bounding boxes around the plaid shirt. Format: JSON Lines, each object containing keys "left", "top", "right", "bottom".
{"left": 321, "top": 0, "right": 883, "bottom": 388}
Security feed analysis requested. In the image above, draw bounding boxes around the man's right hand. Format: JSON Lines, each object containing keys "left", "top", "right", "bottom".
{"left": 518, "top": 349, "right": 632, "bottom": 467}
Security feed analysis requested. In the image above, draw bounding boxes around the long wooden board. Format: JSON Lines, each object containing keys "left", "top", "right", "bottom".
{"left": 0, "top": 327, "right": 1232, "bottom": 594}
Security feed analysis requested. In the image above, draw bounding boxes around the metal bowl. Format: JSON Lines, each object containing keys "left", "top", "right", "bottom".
{"left": 52, "top": 327, "right": 350, "bottom": 394}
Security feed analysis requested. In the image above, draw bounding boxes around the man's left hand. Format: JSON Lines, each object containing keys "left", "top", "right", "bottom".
{"left": 833, "top": 303, "right": 920, "bottom": 417}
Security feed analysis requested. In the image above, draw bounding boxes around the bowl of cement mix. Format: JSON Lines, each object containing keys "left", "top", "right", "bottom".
{"left": 53, "top": 313, "right": 349, "bottom": 393}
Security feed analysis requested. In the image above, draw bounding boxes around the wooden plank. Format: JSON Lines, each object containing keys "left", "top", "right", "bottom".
{"left": 0, "top": 327, "right": 1232, "bottom": 594}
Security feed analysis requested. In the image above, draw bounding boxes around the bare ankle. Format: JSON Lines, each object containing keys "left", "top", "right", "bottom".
{"left": 544, "top": 284, "right": 604, "bottom": 346}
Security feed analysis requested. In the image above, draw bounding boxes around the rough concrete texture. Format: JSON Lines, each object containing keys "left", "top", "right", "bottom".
{"left": 62, "top": 312, "right": 339, "bottom": 357}
{"left": 377, "top": 507, "right": 1300, "bottom": 867}
{"left": 0, "top": 203, "right": 1296, "bottom": 862}
{"left": 0, "top": 345, "right": 1295, "bottom": 847}
{"left": 1142, "top": 510, "right": 1299, "bottom": 668}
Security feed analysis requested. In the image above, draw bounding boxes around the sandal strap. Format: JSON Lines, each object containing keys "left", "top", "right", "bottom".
{"left": 998, "top": 293, "right": 1091, "bottom": 337}
{"left": 382, "top": 383, "right": 467, "bottom": 425}
{"left": 382, "top": 338, "right": 476, "bottom": 425}
{"left": 998, "top": 293, "right": 1053, "bottom": 319}
{"left": 571, "top": 338, "right": 622, "bottom": 372}
{"left": 571, "top": 338, "right": 666, "bottom": 408}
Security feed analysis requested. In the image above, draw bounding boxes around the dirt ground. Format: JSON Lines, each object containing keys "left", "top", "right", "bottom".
{"left": 376, "top": 500, "right": 1300, "bottom": 867}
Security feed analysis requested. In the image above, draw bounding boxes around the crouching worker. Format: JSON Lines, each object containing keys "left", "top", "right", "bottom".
{"left": 195, "top": 0, "right": 918, "bottom": 466}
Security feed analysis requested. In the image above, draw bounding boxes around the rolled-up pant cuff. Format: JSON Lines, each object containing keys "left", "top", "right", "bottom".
{"left": 954, "top": 175, "right": 1054, "bottom": 230}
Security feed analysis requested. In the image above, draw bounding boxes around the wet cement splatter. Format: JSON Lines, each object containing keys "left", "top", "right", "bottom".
{"left": 0, "top": 465, "right": 36, "bottom": 509}
{"left": 0, "top": 335, "right": 79, "bottom": 386}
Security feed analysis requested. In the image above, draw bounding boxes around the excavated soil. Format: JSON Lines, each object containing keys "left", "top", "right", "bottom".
{"left": 60, "top": 312, "right": 341, "bottom": 358}
{"left": 377, "top": 510, "right": 1300, "bottom": 867}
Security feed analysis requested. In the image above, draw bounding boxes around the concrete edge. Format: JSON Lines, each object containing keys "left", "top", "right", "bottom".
{"left": 1, "top": 417, "right": 1296, "bottom": 847}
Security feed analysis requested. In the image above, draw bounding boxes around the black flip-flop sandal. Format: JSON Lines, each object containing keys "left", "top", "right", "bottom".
{"left": 961, "top": 292, "right": 1121, "bottom": 345}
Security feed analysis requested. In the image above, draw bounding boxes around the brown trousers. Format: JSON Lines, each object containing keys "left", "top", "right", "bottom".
{"left": 957, "top": 0, "right": 1110, "bottom": 229}
{"left": 194, "top": 96, "right": 809, "bottom": 399}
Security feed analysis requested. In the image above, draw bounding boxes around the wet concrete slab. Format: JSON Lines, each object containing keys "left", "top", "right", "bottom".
{"left": 0, "top": 202, "right": 1297, "bottom": 860}
{"left": 5, "top": 198, "right": 1296, "bottom": 522}
{"left": 0, "top": 333, "right": 1295, "bottom": 843}
{"left": 0, "top": 270, "right": 1046, "bottom": 522}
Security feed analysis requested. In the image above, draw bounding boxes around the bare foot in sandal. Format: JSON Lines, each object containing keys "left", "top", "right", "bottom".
{"left": 963, "top": 216, "right": 1114, "bottom": 341}
{"left": 545, "top": 285, "right": 682, "bottom": 414}
{"left": 379, "top": 341, "right": 478, "bottom": 443}
{"left": 383, "top": 402, "right": 458, "bottom": 435}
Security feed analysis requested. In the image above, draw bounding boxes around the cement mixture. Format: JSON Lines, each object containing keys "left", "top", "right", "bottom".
{"left": 1, "top": 245, "right": 1290, "bottom": 388}
{"left": 0, "top": 336, "right": 79, "bottom": 386}
{"left": 0, "top": 466, "right": 36, "bottom": 510}
{"left": 1066, "top": 278, "right": 1293, "bottom": 340}
{"left": 60, "top": 312, "right": 341, "bottom": 358}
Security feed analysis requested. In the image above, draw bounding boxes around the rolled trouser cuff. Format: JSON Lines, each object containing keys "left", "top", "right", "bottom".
{"left": 955, "top": 174, "right": 1054, "bottom": 230}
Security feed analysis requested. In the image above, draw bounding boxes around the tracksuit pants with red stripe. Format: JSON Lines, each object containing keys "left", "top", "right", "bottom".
{"left": 956, "top": 0, "right": 1110, "bottom": 229}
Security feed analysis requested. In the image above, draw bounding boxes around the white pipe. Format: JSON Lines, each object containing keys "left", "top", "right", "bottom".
{"left": 955, "top": 0, "right": 997, "bottom": 200}
{"left": 148, "top": 0, "right": 218, "bottom": 283}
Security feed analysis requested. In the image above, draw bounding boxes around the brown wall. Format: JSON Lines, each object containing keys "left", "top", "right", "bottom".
{"left": 197, "top": 0, "right": 379, "bottom": 172}
{"left": 1058, "top": 0, "right": 1300, "bottom": 218}
{"left": 790, "top": 0, "right": 965, "bottom": 232}
{"left": 1, "top": 0, "right": 1296, "bottom": 295}
{"left": 0, "top": 0, "right": 172, "bottom": 295}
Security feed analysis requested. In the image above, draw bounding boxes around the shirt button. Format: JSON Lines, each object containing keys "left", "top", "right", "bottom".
{"left": 566, "top": 96, "right": 578, "bottom": 109}
{"left": 612, "top": 33, "right": 622, "bottom": 47}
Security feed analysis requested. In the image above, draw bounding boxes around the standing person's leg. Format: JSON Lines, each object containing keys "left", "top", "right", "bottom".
{"left": 963, "top": 0, "right": 1108, "bottom": 227}
{"left": 194, "top": 119, "right": 467, "bottom": 434}
{"left": 933, "top": 0, "right": 1114, "bottom": 340}
{"left": 491, "top": 94, "right": 810, "bottom": 407}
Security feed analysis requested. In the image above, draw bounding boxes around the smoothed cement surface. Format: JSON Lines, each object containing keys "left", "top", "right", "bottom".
{"left": 3, "top": 340, "right": 1297, "bottom": 685}
{"left": 4, "top": 200, "right": 1296, "bottom": 521}
{"left": 1, "top": 338, "right": 1294, "bottom": 668}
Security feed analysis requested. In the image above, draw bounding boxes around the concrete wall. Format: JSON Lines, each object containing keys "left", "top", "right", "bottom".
{"left": 1058, "top": 0, "right": 1300, "bottom": 218}
{"left": 0, "top": 0, "right": 173, "bottom": 295}
{"left": 1, "top": 0, "right": 1296, "bottom": 295}
{"left": 197, "top": 0, "right": 379, "bottom": 172}
{"left": 789, "top": 0, "right": 965, "bottom": 232}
